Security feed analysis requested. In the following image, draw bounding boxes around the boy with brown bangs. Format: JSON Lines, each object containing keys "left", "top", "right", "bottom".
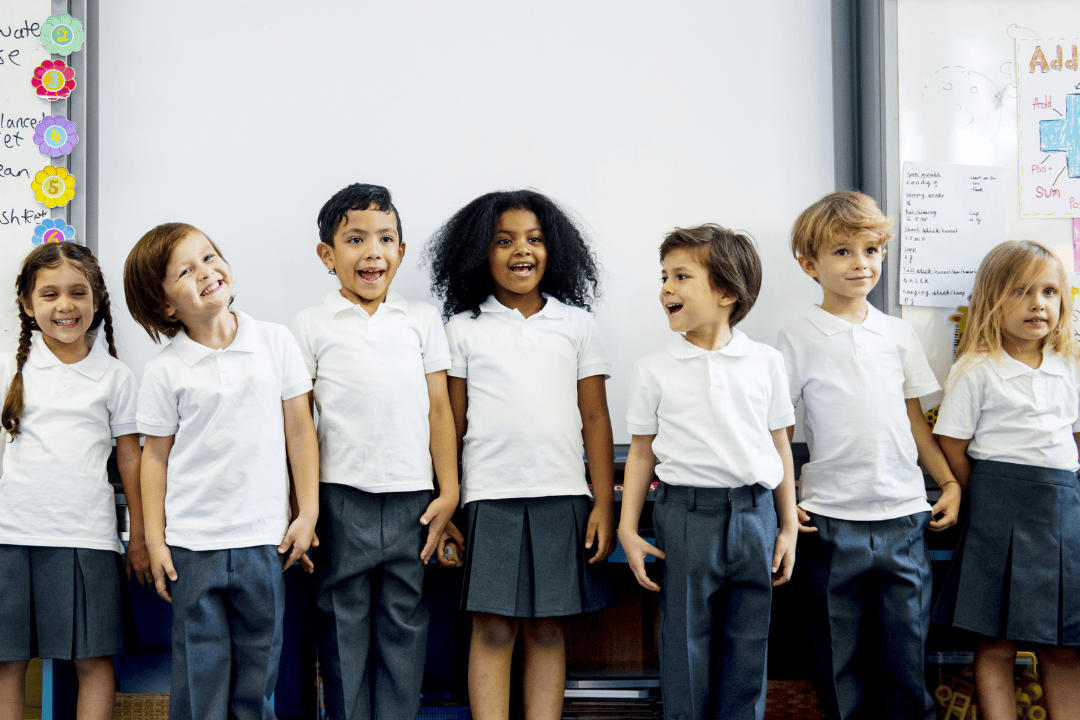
{"left": 777, "top": 191, "right": 962, "bottom": 720}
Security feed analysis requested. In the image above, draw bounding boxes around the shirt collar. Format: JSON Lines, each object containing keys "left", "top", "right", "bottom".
{"left": 806, "top": 304, "right": 888, "bottom": 337}
{"left": 478, "top": 293, "right": 568, "bottom": 319}
{"left": 665, "top": 327, "right": 753, "bottom": 359}
{"left": 323, "top": 288, "right": 409, "bottom": 317}
{"left": 29, "top": 330, "right": 111, "bottom": 381}
{"left": 170, "top": 310, "right": 257, "bottom": 367}
{"left": 990, "top": 345, "right": 1069, "bottom": 380}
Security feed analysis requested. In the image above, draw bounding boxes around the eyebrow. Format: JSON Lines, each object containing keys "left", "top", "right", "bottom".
{"left": 341, "top": 225, "right": 397, "bottom": 236}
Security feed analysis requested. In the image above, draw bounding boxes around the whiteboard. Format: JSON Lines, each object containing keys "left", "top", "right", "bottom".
{"left": 895, "top": 0, "right": 1080, "bottom": 395}
{"left": 91, "top": 1, "right": 836, "bottom": 443}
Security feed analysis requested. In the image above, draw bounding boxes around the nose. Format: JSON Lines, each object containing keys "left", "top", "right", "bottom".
{"left": 363, "top": 239, "right": 383, "bottom": 259}
{"left": 660, "top": 279, "right": 673, "bottom": 295}
{"left": 512, "top": 239, "right": 532, "bottom": 255}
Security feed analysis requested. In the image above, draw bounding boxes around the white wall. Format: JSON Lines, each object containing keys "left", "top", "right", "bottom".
{"left": 95, "top": 1, "right": 836, "bottom": 442}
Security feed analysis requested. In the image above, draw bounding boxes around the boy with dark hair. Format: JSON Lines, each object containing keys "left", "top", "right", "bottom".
{"left": 619, "top": 224, "right": 798, "bottom": 720}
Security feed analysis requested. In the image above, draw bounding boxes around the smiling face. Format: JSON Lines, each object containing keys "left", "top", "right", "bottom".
{"left": 488, "top": 208, "right": 548, "bottom": 308}
{"left": 24, "top": 259, "right": 98, "bottom": 362}
{"left": 660, "top": 247, "right": 736, "bottom": 337}
{"left": 799, "top": 232, "right": 884, "bottom": 309}
{"left": 161, "top": 230, "right": 233, "bottom": 327}
{"left": 1000, "top": 262, "right": 1062, "bottom": 353}
{"left": 318, "top": 205, "right": 404, "bottom": 316}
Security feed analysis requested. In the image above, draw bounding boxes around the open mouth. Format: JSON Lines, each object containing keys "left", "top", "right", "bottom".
{"left": 53, "top": 318, "right": 79, "bottom": 327}
{"left": 511, "top": 263, "right": 534, "bottom": 277}
{"left": 666, "top": 303, "right": 683, "bottom": 316}
{"left": 202, "top": 280, "right": 223, "bottom": 296}
{"left": 359, "top": 269, "right": 384, "bottom": 282}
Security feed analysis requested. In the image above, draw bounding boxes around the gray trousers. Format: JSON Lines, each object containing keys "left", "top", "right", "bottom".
{"left": 801, "top": 513, "right": 934, "bottom": 720}
{"left": 654, "top": 482, "right": 776, "bottom": 720}
{"left": 168, "top": 545, "right": 284, "bottom": 720}
{"left": 316, "top": 483, "right": 431, "bottom": 720}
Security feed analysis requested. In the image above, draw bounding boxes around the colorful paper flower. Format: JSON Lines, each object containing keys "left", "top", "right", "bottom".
{"left": 33, "top": 115, "right": 79, "bottom": 157}
{"left": 40, "top": 14, "right": 86, "bottom": 55}
{"left": 33, "top": 218, "right": 75, "bottom": 245}
{"left": 31, "top": 166, "right": 76, "bottom": 208}
{"left": 31, "top": 60, "right": 76, "bottom": 101}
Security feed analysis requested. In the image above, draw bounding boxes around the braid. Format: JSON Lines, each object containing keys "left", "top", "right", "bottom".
{"left": 2, "top": 306, "right": 36, "bottom": 437}
{"left": 98, "top": 288, "right": 118, "bottom": 358}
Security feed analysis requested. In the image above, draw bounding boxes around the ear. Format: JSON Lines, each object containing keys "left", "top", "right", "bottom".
{"left": 316, "top": 242, "right": 335, "bottom": 272}
{"left": 398, "top": 240, "right": 406, "bottom": 259}
{"left": 162, "top": 302, "right": 176, "bottom": 320}
{"left": 22, "top": 301, "right": 34, "bottom": 319}
{"left": 797, "top": 253, "right": 819, "bottom": 279}
{"left": 717, "top": 290, "right": 738, "bottom": 308}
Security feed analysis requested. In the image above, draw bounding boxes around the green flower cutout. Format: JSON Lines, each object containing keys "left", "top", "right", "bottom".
{"left": 41, "top": 14, "right": 86, "bottom": 56}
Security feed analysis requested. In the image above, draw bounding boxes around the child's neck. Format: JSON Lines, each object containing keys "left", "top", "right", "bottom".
{"left": 1002, "top": 337, "right": 1045, "bottom": 369}
{"left": 181, "top": 309, "right": 238, "bottom": 349}
{"left": 41, "top": 334, "right": 91, "bottom": 364}
{"left": 820, "top": 293, "right": 870, "bottom": 325}
{"left": 494, "top": 287, "right": 546, "bottom": 319}
{"left": 685, "top": 320, "right": 734, "bottom": 352}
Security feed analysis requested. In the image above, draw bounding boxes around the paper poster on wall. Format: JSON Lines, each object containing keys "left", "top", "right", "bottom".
{"left": 900, "top": 161, "right": 1006, "bottom": 307}
{"left": 1016, "top": 38, "right": 1080, "bottom": 216}
{"left": 1068, "top": 273, "right": 1080, "bottom": 344}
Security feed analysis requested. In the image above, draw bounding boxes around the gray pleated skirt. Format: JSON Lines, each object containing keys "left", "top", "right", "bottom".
{"left": 0, "top": 545, "right": 125, "bottom": 661}
{"left": 461, "top": 495, "right": 614, "bottom": 618}
{"left": 932, "top": 460, "right": 1080, "bottom": 645}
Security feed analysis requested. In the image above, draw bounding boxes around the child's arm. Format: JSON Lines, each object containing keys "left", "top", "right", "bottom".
{"left": 280, "top": 394, "right": 319, "bottom": 571}
{"left": 444, "top": 375, "right": 469, "bottom": 550}
{"left": 116, "top": 434, "right": 152, "bottom": 586}
{"left": 906, "top": 398, "right": 961, "bottom": 530}
{"left": 770, "top": 427, "right": 798, "bottom": 586}
{"left": 141, "top": 434, "right": 176, "bottom": 602}
{"left": 785, "top": 425, "right": 816, "bottom": 533}
{"left": 579, "top": 375, "right": 615, "bottom": 563}
{"left": 420, "top": 370, "right": 461, "bottom": 565}
{"left": 286, "top": 390, "right": 318, "bottom": 573}
{"left": 618, "top": 434, "right": 664, "bottom": 592}
{"left": 936, "top": 435, "right": 972, "bottom": 488}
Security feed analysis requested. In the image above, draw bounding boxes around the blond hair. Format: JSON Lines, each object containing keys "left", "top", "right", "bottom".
{"left": 790, "top": 191, "right": 893, "bottom": 262}
{"left": 957, "top": 240, "right": 1079, "bottom": 362}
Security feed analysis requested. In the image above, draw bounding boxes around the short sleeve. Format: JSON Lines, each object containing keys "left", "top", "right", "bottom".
{"left": 276, "top": 326, "right": 313, "bottom": 401}
{"left": 576, "top": 312, "right": 610, "bottom": 380}
{"left": 897, "top": 324, "right": 940, "bottom": 399}
{"left": 445, "top": 315, "right": 468, "bottom": 379}
{"left": 626, "top": 360, "right": 660, "bottom": 435}
{"left": 418, "top": 303, "right": 452, "bottom": 375}
{"left": 107, "top": 363, "right": 140, "bottom": 437}
{"left": 775, "top": 327, "right": 803, "bottom": 408}
{"left": 766, "top": 351, "right": 797, "bottom": 431}
{"left": 932, "top": 362, "right": 982, "bottom": 440}
{"left": 288, "top": 311, "right": 317, "bottom": 378}
{"left": 137, "top": 365, "right": 180, "bottom": 437}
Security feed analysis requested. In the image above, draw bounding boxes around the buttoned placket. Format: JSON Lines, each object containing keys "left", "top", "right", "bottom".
{"left": 56, "top": 363, "right": 72, "bottom": 396}
{"left": 1031, "top": 369, "right": 1049, "bottom": 412}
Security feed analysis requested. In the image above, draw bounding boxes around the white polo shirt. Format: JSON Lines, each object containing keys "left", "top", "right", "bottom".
{"left": 446, "top": 294, "right": 610, "bottom": 504}
{"left": 290, "top": 289, "right": 451, "bottom": 493}
{"left": 777, "top": 305, "right": 938, "bottom": 520}
{"left": 935, "top": 348, "right": 1080, "bottom": 472}
{"left": 626, "top": 330, "right": 795, "bottom": 490}
{"left": 137, "top": 310, "right": 312, "bottom": 551}
{"left": 0, "top": 333, "right": 137, "bottom": 553}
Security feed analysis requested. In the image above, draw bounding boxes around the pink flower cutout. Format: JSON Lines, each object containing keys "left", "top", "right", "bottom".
{"left": 31, "top": 60, "right": 76, "bottom": 101}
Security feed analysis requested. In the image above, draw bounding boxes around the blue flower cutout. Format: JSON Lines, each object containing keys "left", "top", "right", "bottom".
{"left": 33, "top": 218, "right": 75, "bottom": 245}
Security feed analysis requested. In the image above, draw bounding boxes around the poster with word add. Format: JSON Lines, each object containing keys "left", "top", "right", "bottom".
{"left": 1016, "top": 38, "right": 1080, "bottom": 216}
{"left": 900, "top": 161, "right": 1006, "bottom": 308}
{"left": 0, "top": 7, "right": 52, "bottom": 353}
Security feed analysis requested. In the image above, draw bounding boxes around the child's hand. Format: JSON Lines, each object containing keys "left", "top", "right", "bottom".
{"left": 297, "top": 532, "right": 319, "bottom": 573}
{"left": 278, "top": 515, "right": 317, "bottom": 573}
{"left": 797, "top": 507, "right": 817, "bottom": 533}
{"left": 771, "top": 527, "right": 797, "bottom": 587}
{"left": 435, "top": 520, "right": 466, "bottom": 568}
{"left": 929, "top": 482, "right": 961, "bottom": 532}
{"left": 148, "top": 542, "right": 177, "bottom": 603}
{"left": 125, "top": 534, "right": 154, "bottom": 587}
{"left": 617, "top": 526, "right": 664, "bottom": 592}
{"left": 585, "top": 503, "right": 616, "bottom": 563}
{"left": 420, "top": 494, "right": 458, "bottom": 563}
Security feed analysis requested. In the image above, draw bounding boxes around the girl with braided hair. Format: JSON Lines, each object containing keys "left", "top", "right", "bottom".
{"left": 0, "top": 242, "right": 150, "bottom": 720}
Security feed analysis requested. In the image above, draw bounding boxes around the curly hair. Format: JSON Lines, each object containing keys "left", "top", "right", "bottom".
{"left": 424, "top": 189, "right": 601, "bottom": 319}
{"left": 3, "top": 243, "right": 118, "bottom": 437}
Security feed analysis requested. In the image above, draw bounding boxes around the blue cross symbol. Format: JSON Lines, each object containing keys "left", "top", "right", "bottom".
{"left": 1041, "top": 93, "right": 1080, "bottom": 178}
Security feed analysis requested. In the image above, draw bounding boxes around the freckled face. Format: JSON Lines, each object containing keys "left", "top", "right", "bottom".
{"left": 488, "top": 209, "right": 547, "bottom": 303}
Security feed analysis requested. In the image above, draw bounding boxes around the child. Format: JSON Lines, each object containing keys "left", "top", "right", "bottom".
{"left": 290, "top": 183, "right": 460, "bottom": 720}
{"left": 776, "top": 191, "right": 961, "bottom": 720}
{"left": 618, "top": 224, "right": 799, "bottom": 720}
{"left": 426, "top": 189, "right": 615, "bottom": 720}
{"left": 933, "top": 240, "right": 1080, "bottom": 720}
{"left": 0, "top": 242, "right": 150, "bottom": 720}
{"left": 124, "top": 223, "right": 319, "bottom": 720}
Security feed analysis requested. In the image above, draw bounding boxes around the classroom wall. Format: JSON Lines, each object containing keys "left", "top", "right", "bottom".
{"left": 92, "top": 1, "right": 836, "bottom": 442}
